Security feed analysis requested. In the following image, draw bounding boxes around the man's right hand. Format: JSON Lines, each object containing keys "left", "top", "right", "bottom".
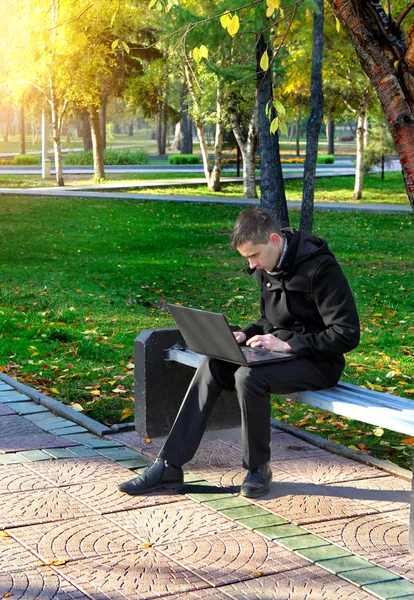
{"left": 233, "top": 331, "right": 247, "bottom": 344}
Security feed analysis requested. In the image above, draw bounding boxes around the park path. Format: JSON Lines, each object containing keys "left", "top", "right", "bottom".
{"left": 1, "top": 373, "right": 413, "bottom": 599}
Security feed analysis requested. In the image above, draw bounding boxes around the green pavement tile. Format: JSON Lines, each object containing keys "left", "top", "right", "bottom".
{"left": 43, "top": 448, "right": 78, "bottom": 459}
{"left": 219, "top": 504, "right": 270, "bottom": 520}
{"left": 17, "top": 450, "right": 54, "bottom": 462}
{"left": 256, "top": 523, "right": 306, "bottom": 540}
{"left": 278, "top": 533, "right": 331, "bottom": 551}
{"left": 0, "top": 453, "right": 29, "bottom": 464}
{"left": 13, "top": 402, "right": 49, "bottom": 415}
{"left": 95, "top": 447, "right": 150, "bottom": 463}
{"left": 296, "top": 544, "right": 352, "bottom": 562}
{"left": 61, "top": 433, "right": 123, "bottom": 448}
{"left": 179, "top": 482, "right": 233, "bottom": 502}
{"left": 317, "top": 555, "right": 375, "bottom": 574}
{"left": 237, "top": 513, "right": 287, "bottom": 529}
{"left": 0, "top": 392, "right": 30, "bottom": 402}
{"left": 47, "top": 425, "right": 88, "bottom": 435}
{"left": 341, "top": 567, "right": 401, "bottom": 587}
{"left": 202, "top": 496, "right": 252, "bottom": 510}
{"left": 0, "top": 384, "right": 12, "bottom": 391}
{"left": 117, "top": 460, "right": 149, "bottom": 470}
{"left": 183, "top": 472, "right": 204, "bottom": 483}
{"left": 25, "top": 413, "right": 60, "bottom": 423}
{"left": 63, "top": 446, "right": 98, "bottom": 457}
{"left": 364, "top": 579, "right": 414, "bottom": 599}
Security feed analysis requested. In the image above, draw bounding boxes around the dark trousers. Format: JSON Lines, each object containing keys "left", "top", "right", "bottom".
{"left": 159, "top": 355, "right": 344, "bottom": 470}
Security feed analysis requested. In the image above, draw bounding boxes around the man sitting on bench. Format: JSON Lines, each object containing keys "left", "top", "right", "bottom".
{"left": 119, "top": 208, "right": 360, "bottom": 498}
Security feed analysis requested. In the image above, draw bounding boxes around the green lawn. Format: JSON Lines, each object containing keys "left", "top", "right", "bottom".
{"left": 0, "top": 197, "right": 412, "bottom": 467}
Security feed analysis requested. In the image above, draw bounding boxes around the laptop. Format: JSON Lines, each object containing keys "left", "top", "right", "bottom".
{"left": 167, "top": 303, "right": 295, "bottom": 367}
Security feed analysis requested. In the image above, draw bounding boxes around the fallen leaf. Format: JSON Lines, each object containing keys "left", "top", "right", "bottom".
{"left": 90, "top": 389, "right": 101, "bottom": 396}
{"left": 69, "top": 403, "right": 84, "bottom": 412}
{"left": 251, "top": 569, "right": 265, "bottom": 576}
{"left": 144, "top": 438, "right": 152, "bottom": 444}
{"left": 348, "top": 445, "right": 360, "bottom": 451}
{"left": 0, "top": 532, "right": 10, "bottom": 537}
{"left": 373, "top": 427, "right": 384, "bottom": 437}
{"left": 43, "top": 559, "right": 67, "bottom": 566}
{"left": 3, "top": 593, "right": 13, "bottom": 598}
{"left": 120, "top": 408, "right": 133, "bottom": 421}
{"left": 49, "top": 388, "right": 60, "bottom": 395}
{"left": 401, "top": 437, "right": 414, "bottom": 446}
{"left": 141, "top": 542, "right": 154, "bottom": 547}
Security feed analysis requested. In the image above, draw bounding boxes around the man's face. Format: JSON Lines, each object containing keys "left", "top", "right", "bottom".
{"left": 237, "top": 234, "right": 282, "bottom": 272}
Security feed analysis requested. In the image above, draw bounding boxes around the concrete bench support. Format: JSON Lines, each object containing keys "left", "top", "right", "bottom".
{"left": 134, "top": 328, "right": 240, "bottom": 438}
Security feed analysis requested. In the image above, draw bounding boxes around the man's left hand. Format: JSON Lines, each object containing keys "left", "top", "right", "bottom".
{"left": 247, "top": 334, "right": 292, "bottom": 353}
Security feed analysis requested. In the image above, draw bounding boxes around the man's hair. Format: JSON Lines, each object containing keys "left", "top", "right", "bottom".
{"left": 231, "top": 208, "right": 282, "bottom": 248}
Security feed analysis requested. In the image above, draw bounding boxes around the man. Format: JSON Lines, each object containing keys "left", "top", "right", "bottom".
{"left": 119, "top": 208, "right": 360, "bottom": 498}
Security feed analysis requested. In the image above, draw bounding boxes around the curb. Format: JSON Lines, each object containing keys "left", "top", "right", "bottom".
{"left": 0, "top": 372, "right": 112, "bottom": 437}
{"left": 271, "top": 418, "right": 412, "bottom": 481}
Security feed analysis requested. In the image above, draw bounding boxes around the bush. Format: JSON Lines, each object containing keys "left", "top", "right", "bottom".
{"left": 13, "top": 154, "right": 40, "bottom": 165}
{"left": 63, "top": 148, "right": 149, "bottom": 166}
{"left": 317, "top": 154, "right": 335, "bottom": 164}
{"left": 168, "top": 154, "right": 201, "bottom": 165}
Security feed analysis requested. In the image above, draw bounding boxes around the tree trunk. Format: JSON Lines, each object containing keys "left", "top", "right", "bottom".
{"left": 353, "top": 102, "right": 367, "bottom": 200}
{"left": 208, "top": 86, "right": 223, "bottom": 192}
{"left": 50, "top": 85, "right": 64, "bottom": 187}
{"left": 300, "top": 0, "right": 324, "bottom": 233}
{"left": 256, "top": 33, "right": 289, "bottom": 227}
{"left": 170, "top": 122, "right": 182, "bottom": 153}
{"left": 89, "top": 106, "right": 105, "bottom": 180}
{"left": 229, "top": 100, "right": 258, "bottom": 199}
{"left": 180, "top": 81, "right": 192, "bottom": 154}
{"left": 99, "top": 100, "right": 107, "bottom": 149}
{"left": 19, "top": 103, "right": 25, "bottom": 155}
{"left": 328, "top": 0, "right": 414, "bottom": 210}
{"left": 160, "top": 100, "right": 168, "bottom": 155}
{"left": 81, "top": 109, "right": 92, "bottom": 150}
{"left": 363, "top": 114, "right": 369, "bottom": 148}
{"left": 128, "top": 116, "right": 134, "bottom": 137}
{"left": 327, "top": 112, "right": 335, "bottom": 155}
{"left": 295, "top": 111, "right": 301, "bottom": 157}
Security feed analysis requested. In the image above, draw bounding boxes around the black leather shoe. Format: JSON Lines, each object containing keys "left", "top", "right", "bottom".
{"left": 118, "top": 458, "right": 184, "bottom": 496}
{"left": 240, "top": 461, "right": 272, "bottom": 498}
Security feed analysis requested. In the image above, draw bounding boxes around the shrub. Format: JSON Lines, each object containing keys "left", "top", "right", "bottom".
{"left": 13, "top": 154, "right": 40, "bottom": 165}
{"left": 338, "top": 134, "right": 355, "bottom": 142}
{"left": 168, "top": 154, "right": 201, "bottom": 165}
{"left": 317, "top": 154, "right": 335, "bottom": 164}
{"left": 63, "top": 148, "right": 149, "bottom": 166}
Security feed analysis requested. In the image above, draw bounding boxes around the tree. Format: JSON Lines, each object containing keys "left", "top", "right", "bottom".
{"left": 328, "top": 0, "right": 414, "bottom": 210}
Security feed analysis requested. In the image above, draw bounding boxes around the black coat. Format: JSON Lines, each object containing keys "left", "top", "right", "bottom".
{"left": 241, "top": 229, "right": 360, "bottom": 361}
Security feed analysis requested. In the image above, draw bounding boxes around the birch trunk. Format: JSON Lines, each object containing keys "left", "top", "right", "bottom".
{"left": 329, "top": 0, "right": 414, "bottom": 210}
{"left": 50, "top": 86, "right": 64, "bottom": 187}
{"left": 353, "top": 104, "right": 366, "bottom": 200}
{"left": 89, "top": 106, "right": 105, "bottom": 180}
{"left": 19, "top": 104, "right": 25, "bottom": 155}
{"left": 229, "top": 103, "right": 258, "bottom": 198}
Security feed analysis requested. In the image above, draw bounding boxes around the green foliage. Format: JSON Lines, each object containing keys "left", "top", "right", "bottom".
{"left": 13, "top": 154, "right": 40, "bottom": 165}
{"left": 364, "top": 118, "right": 395, "bottom": 174}
{"left": 168, "top": 154, "right": 201, "bottom": 165}
{"left": 63, "top": 149, "right": 149, "bottom": 166}
{"left": 317, "top": 154, "right": 335, "bottom": 164}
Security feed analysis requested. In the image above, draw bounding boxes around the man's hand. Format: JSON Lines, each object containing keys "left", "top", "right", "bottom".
{"left": 233, "top": 331, "right": 247, "bottom": 344}
{"left": 247, "top": 334, "right": 292, "bottom": 353}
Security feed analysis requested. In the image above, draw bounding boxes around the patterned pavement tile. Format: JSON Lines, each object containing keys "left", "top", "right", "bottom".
{"left": 269, "top": 431, "right": 328, "bottom": 460}
{"left": 107, "top": 500, "right": 243, "bottom": 546}
{"left": 64, "top": 480, "right": 186, "bottom": 514}
{"left": 8, "top": 515, "right": 144, "bottom": 563}
{"left": 0, "top": 535, "right": 44, "bottom": 571}
{"left": 329, "top": 476, "right": 411, "bottom": 513}
{"left": 0, "top": 488, "right": 95, "bottom": 528}
{"left": 0, "top": 402, "right": 16, "bottom": 415}
{"left": 218, "top": 564, "right": 378, "bottom": 599}
{"left": 187, "top": 464, "right": 297, "bottom": 492}
{"left": 305, "top": 510, "right": 413, "bottom": 581}
{"left": 272, "top": 454, "right": 389, "bottom": 485}
{"left": 24, "top": 456, "right": 132, "bottom": 486}
{"left": 0, "top": 566, "right": 87, "bottom": 599}
{"left": 157, "top": 588, "right": 231, "bottom": 599}
{"left": 158, "top": 529, "right": 310, "bottom": 586}
{"left": 53, "top": 549, "right": 209, "bottom": 599}
{"left": 0, "top": 464, "right": 56, "bottom": 494}
{"left": 186, "top": 440, "right": 243, "bottom": 470}
{"left": 103, "top": 430, "right": 167, "bottom": 457}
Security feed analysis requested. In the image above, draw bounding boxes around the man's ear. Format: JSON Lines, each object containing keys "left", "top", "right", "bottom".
{"left": 269, "top": 233, "right": 282, "bottom": 247}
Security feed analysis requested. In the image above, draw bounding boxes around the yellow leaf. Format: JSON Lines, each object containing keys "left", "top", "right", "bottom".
{"left": 120, "top": 408, "right": 133, "bottom": 421}
{"left": 141, "top": 541, "right": 154, "bottom": 547}
{"left": 348, "top": 445, "right": 360, "bottom": 451}
{"left": 149, "top": 0, "right": 157, "bottom": 7}
{"left": 192, "top": 47, "right": 201, "bottom": 64}
{"left": 315, "top": 418, "right": 325, "bottom": 424}
{"left": 373, "top": 427, "right": 384, "bottom": 437}
{"left": 251, "top": 569, "right": 265, "bottom": 576}
{"left": 199, "top": 44, "right": 209, "bottom": 59}
{"left": 401, "top": 436, "right": 414, "bottom": 446}
{"left": 270, "top": 117, "right": 279, "bottom": 134}
{"left": 0, "top": 532, "right": 10, "bottom": 537}
{"left": 220, "top": 12, "right": 232, "bottom": 28}
{"left": 69, "top": 403, "right": 84, "bottom": 412}
{"left": 121, "top": 41, "right": 130, "bottom": 54}
{"left": 267, "top": 0, "right": 280, "bottom": 8}
{"left": 266, "top": 6, "right": 275, "bottom": 17}
{"left": 144, "top": 438, "right": 152, "bottom": 444}
{"left": 49, "top": 388, "right": 60, "bottom": 395}
{"left": 366, "top": 381, "right": 383, "bottom": 392}
{"left": 44, "top": 559, "right": 67, "bottom": 566}
{"left": 260, "top": 51, "right": 269, "bottom": 71}
{"left": 394, "top": 60, "right": 400, "bottom": 69}
{"left": 126, "top": 362, "right": 134, "bottom": 370}
{"left": 111, "top": 39, "right": 119, "bottom": 50}
{"left": 335, "top": 16, "right": 341, "bottom": 33}
{"left": 90, "top": 389, "right": 101, "bottom": 396}
{"left": 227, "top": 15, "right": 240, "bottom": 37}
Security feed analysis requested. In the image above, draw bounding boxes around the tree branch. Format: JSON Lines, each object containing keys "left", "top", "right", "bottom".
{"left": 397, "top": 2, "right": 414, "bottom": 28}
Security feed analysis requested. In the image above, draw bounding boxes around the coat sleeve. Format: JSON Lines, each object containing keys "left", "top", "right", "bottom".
{"left": 240, "top": 270, "right": 274, "bottom": 340}
{"left": 287, "top": 259, "right": 360, "bottom": 359}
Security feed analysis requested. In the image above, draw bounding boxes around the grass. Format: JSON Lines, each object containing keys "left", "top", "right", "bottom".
{"left": 132, "top": 172, "right": 409, "bottom": 206}
{"left": 0, "top": 197, "right": 412, "bottom": 467}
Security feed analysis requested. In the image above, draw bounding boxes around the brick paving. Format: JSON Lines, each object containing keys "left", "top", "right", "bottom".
{"left": 1, "top": 379, "right": 414, "bottom": 599}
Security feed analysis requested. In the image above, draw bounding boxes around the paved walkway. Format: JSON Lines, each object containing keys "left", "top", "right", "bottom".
{"left": 1, "top": 375, "right": 413, "bottom": 599}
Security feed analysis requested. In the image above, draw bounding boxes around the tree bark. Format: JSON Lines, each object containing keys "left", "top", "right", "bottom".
{"left": 295, "top": 110, "right": 301, "bottom": 157}
{"left": 300, "top": 0, "right": 324, "bottom": 234}
{"left": 99, "top": 100, "right": 107, "bottom": 149}
{"left": 353, "top": 102, "right": 367, "bottom": 199}
{"left": 180, "top": 81, "right": 192, "bottom": 154}
{"left": 50, "top": 83, "right": 64, "bottom": 187}
{"left": 256, "top": 33, "right": 289, "bottom": 227}
{"left": 363, "top": 114, "right": 369, "bottom": 148}
{"left": 81, "top": 109, "right": 92, "bottom": 150}
{"left": 327, "top": 112, "right": 335, "bottom": 155}
{"left": 329, "top": 0, "right": 414, "bottom": 210}
{"left": 19, "top": 103, "right": 25, "bottom": 155}
{"left": 229, "top": 100, "right": 258, "bottom": 198}
{"left": 89, "top": 106, "right": 105, "bottom": 180}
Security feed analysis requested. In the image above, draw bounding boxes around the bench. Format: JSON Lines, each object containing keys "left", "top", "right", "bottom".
{"left": 134, "top": 327, "right": 414, "bottom": 551}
